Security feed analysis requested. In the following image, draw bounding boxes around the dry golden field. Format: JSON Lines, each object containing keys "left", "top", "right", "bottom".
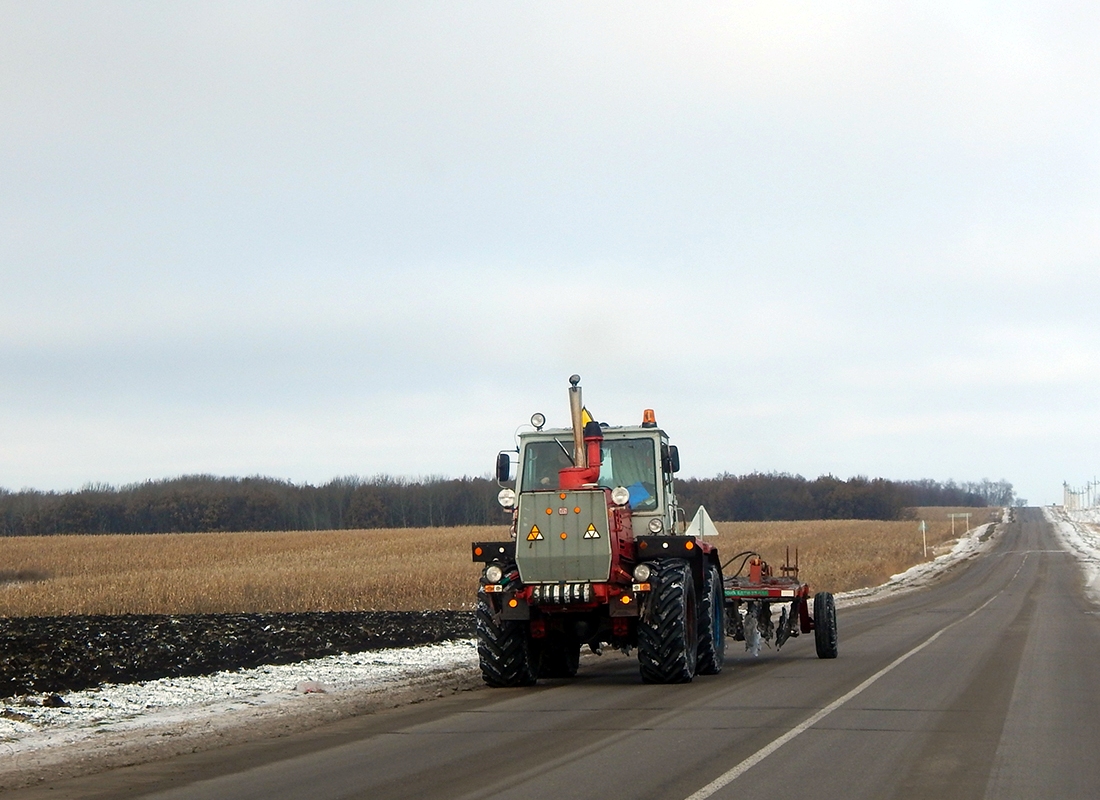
{"left": 713, "top": 506, "right": 1001, "bottom": 592}
{"left": 0, "top": 507, "right": 1000, "bottom": 617}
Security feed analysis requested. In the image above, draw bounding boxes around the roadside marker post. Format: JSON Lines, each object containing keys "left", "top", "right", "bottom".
{"left": 948, "top": 512, "right": 971, "bottom": 537}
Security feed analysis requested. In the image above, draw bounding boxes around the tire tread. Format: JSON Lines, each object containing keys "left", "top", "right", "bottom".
{"left": 476, "top": 591, "right": 539, "bottom": 686}
{"left": 637, "top": 559, "right": 697, "bottom": 683}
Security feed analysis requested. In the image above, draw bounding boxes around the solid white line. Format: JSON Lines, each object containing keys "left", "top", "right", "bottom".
{"left": 684, "top": 557, "right": 1026, "bottom": 800}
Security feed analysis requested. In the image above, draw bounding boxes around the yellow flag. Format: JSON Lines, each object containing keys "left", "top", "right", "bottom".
{"left": 581, "top": 407, "right": 593, "bottom": 425}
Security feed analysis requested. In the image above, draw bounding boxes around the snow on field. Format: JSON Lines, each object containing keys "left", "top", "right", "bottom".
{"left": 1, "top": 640, "right": 478, "bottom": 756}
{"left": 1044, "top": 506, "right": 1100, "bottom": 605}
{"left": 1, "top": 516, "right": 1010, "bottom": 763}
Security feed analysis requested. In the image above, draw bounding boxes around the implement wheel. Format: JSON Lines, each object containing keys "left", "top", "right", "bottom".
{"left": 638, "top": 559, "right": 698, "bottom": 683}
{"left": 696, "top": 563, "right": 725, "bottom": 675}
{"left": 476, "top": 589, "right": 539, "bottom": 686}
{"left": 813, "top": 591, "right": 838, "bottom": 659}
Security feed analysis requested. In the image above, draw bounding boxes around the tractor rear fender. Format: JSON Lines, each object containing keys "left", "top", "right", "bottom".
{"left": 635, "top": 536, "right": 720, "bottom": 602}
{"left": 500, "top": 590, "right": 531, "bottom": 620}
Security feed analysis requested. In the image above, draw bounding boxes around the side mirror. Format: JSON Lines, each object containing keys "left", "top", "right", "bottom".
{"left": 496, "top": 452, "right": 512, "bottom": 483}
{"left": 669, "top": 445, "right": 680, "bottom": 474}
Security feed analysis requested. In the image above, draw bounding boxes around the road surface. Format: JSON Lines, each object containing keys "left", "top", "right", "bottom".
{"left": 11, "top": 508, "right": 1100, "bottom": 799}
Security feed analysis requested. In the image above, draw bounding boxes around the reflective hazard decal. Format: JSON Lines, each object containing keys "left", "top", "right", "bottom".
{"left": 527, "top": 525, "right": 544, "bottom": 541}
{"left": 583, "top": 524, "right": 600, "bottom": 539}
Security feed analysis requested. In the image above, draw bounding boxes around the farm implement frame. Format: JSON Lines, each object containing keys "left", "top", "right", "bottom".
{"left": 722, "top": 546, "right": 837, "bottom": 659}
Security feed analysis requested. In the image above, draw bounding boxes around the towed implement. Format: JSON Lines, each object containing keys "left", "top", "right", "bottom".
{"left": 723, "top": 547, "right": 837, "bottom": 659}
{"left": 472, "top": 375, "right": 837, "bottom": 686}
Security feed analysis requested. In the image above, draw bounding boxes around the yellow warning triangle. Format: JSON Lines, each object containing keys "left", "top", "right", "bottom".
{"left": 583, "top": 524, "right": 600, "bottom": 539}
{"left": 527, "top": 525, "right": 544, "bottom": 541}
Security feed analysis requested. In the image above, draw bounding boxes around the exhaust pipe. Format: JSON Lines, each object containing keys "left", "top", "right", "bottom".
{"left": 559, "top": 374, "right": 602, "bottom": 490}
{"left": 568, "top": 374, "right": 586, "bottom": 469}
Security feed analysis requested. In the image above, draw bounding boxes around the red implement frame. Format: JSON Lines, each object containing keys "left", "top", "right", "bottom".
{"left": 723, "top": 547, "right": 815, "bottom": 648}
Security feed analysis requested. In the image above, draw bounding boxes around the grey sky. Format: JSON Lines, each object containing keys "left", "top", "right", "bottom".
{"left": 2, "top": 2, "right": 1098, "bottom": 505}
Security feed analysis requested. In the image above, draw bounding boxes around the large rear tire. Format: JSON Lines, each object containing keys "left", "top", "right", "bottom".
{"left": 476, "top": 590, "right": 539, "bottom": 686}
{"left": 696, "top": 563, "right": 725, "bottom": 675}
{"left": 813, "top": 591, "right": 838, "bottom": 659}
{"left": 637, "top": 559, "right": 698, "bottom": 683}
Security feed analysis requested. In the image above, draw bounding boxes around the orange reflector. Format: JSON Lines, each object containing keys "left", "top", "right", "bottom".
{"left": 560, "top": 492, "right": 567, "bottom": 500}
{"left": 474, "top": 546, "right": 483, "bottom": 556}
{"left": 639, "top": 541, "right": 648, "bottom": 549}
{"left": 574, "top": 507, "right": 581, "bottom": 514}
{"left": 620, "top": 594, "right": 632, "bottom": 604}
{"left": 508, "top": 598, "right": 518, "bottom": 608}
{"left": 685, "top": 540, "right": 694, "bottom": 550}
{"left": 560, "top": 532, "right": 568, "bottom": 539}
{"left": 546, "top": 508, "right": 553, "bottom": 515}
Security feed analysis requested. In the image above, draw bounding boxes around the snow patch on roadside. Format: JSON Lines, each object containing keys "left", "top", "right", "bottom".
{"left": 1043, "top": 506, "right": 1100, "bottom": 605}
{"left": 1, "top": 639, "right": 477, "bottom": 755}
{"left": 836, "top": 519, "right": 1003, "bottom": 608}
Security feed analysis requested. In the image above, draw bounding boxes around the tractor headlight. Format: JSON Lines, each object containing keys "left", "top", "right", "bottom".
{"left": 484, "top": 564, "right": 504, "bottom": 584}
{"left": 648, "top": 518, "right": 664, "bottom": 533}
{"left": 497, "top": 488, "right": 516, "bottom": 508}
{"left": 633, "top": 563, "right": 652, "bottom": 582}
{"left": 530, "top": 413, "right": 546, "bottom": 430}
{"left": 611, "top": 486, "right": 631, "bottom": 506}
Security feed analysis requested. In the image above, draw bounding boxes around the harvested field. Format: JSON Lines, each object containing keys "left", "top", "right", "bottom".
{"left": 0, "top": 611, "right": 472, "bottom": 697}
{"left": 0, "top": 508, "right": 998, "bottom": 696}
{"left": 0, "top": 510, "right": 999, "bottom": 617}
{"left": 0, "top": 526, "right": 496, "bottom": 616}
{"left": 712, "top": 506, "right": 1002, "bottom": 592}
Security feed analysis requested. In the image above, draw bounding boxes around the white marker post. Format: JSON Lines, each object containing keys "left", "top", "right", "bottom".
{"left": 919, "top": 520, "right": 927, "bottom": 558}
{"left": 948, "top": 512, "right": 971, "bottom": 537}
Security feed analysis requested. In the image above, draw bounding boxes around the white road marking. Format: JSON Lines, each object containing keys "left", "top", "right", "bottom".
{"left": 684, "top": 556, "right": 1027, "bottom": 800}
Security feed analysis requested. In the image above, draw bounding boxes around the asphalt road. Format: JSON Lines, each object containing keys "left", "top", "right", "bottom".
{"left": 13, "top": 507, "right": 1100, "bottom": 799}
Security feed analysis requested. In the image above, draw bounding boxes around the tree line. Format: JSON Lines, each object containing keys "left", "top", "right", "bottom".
{"left": 0, "top": 473, "right": 1013, "bottom": 536}
{"left": 674, "top": 474, "right": 1015, "bottom": 523}
{"left": 0, "top": 475, "right": 501, "bottom": 536}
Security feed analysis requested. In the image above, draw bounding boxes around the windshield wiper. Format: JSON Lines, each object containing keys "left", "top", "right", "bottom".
{"left": 554, "top": 438, "right": 575, "bottom": 465}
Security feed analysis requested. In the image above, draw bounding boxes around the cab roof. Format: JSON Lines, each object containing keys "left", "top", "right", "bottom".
{"left": 519, "top": 425, "right": 668, "bottom": 439}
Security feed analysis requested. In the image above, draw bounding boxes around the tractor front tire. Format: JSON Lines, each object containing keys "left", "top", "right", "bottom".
{"left": 813, "top": 591, "right": 838, "bottom": 659}
{"left": 476, "top": 590, "right": 539, "bottom": 686}
{"left": 696, "top": 563, "right": 725, "bottom": 675}
{"left": 638, "top": 559, "right": 698, "bottom": 683}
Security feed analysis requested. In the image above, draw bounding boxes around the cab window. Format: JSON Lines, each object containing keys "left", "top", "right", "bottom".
{"left": 598, "top": 439, "right": 658, "bottom": 511}
{"left": 520, "top": 440, "right": 574, "bottom": 491}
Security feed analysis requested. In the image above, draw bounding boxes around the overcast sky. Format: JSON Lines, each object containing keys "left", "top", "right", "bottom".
{"left": 2, "top": 2, "right": 1098, "bottom": 505}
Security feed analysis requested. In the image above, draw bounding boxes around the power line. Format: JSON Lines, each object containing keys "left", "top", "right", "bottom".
{"left": 1063, "top": 479, "right": 1099, "bottom": 509}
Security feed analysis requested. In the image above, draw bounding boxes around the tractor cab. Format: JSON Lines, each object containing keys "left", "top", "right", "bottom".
{"left": 511, "top": 425, "right": 681, "bottom": 539}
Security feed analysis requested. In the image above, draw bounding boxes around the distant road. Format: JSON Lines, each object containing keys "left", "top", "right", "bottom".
{"left": 12, "top": 508, "right": 1100, "bottom": 800}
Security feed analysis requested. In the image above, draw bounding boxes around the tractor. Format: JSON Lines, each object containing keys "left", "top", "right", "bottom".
{"left": 471, "top": 375, "right": 837, "bottom": 686}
